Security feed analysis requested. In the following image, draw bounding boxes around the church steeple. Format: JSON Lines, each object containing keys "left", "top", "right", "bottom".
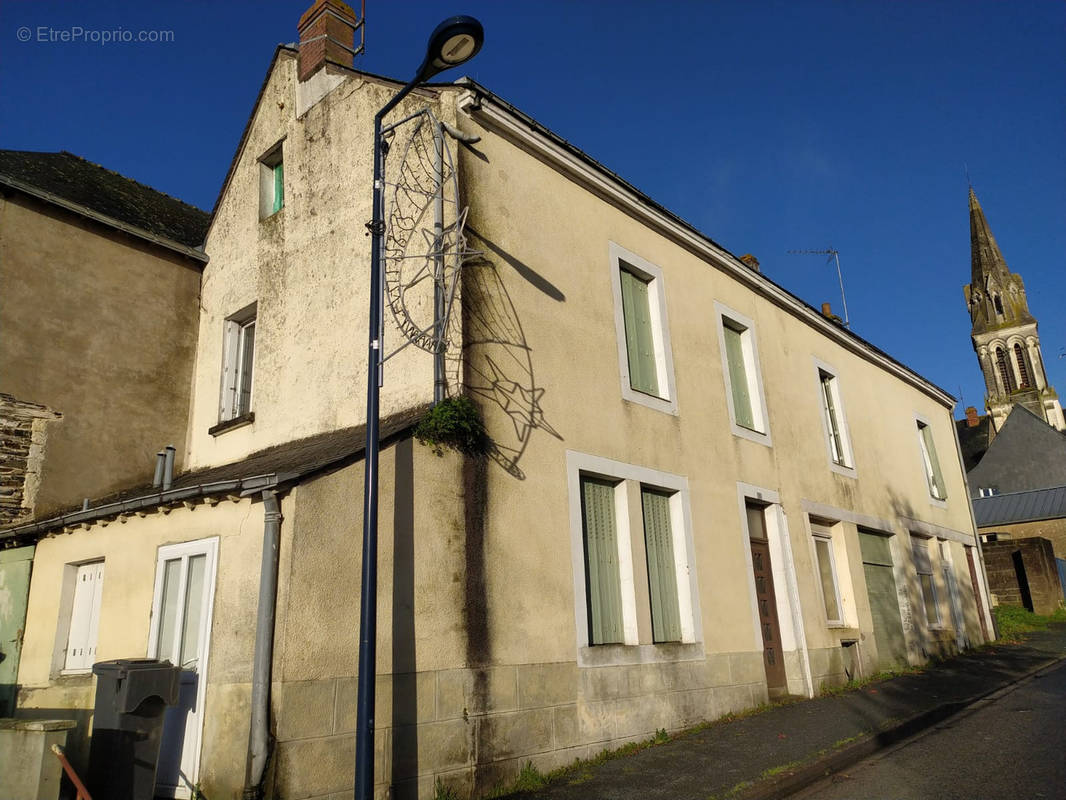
{"left": 964, "top": 188, "right": 1064, "bottom": 432}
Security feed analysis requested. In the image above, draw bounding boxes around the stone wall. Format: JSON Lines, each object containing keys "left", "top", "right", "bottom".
{"left": 272, "top": 654, "right": 769, "bottom": 800}
{"left": 982, "top": 537, "right": 1064, "bottom": 614}
{"left": 980, "top": 518, "right": 1066, "bottom": 562}
{"left": 0, "top": 394, "right": 60, "bottom": 526}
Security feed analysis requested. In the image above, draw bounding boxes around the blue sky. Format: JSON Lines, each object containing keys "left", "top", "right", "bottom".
{"left": 3, "top": 1, "right": 1063, "bottom": 417}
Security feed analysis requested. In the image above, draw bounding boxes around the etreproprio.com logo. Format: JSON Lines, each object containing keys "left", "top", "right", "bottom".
{"left": 16, "top": 25, "right": 175, "bottom": 45}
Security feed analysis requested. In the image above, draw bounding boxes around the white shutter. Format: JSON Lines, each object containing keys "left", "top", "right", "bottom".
{"left": 65, "top": 561, "right": 104, "bottom": 671}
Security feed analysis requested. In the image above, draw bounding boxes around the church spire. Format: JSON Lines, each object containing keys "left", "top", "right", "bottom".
{"left": 964, "top": 188, "right": 1064, "bottom": 432}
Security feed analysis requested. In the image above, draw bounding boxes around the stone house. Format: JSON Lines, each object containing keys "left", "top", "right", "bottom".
{"left": 3, "top": 3, "right": 994, "bottom": 798}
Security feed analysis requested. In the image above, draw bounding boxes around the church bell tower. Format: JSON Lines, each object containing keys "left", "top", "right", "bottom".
{"left": 964, "top": 188, "right": 1064, "bottom": 431}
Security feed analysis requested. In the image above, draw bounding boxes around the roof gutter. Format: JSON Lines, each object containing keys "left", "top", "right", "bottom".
{"left": 0, "top": 474, "right": 280, "bottom": 545}
{"left": 455, "top": 83, "right": 955, "bottom": 408}
{"left": 0, "top": 173, "right": 209, "bottom": 263}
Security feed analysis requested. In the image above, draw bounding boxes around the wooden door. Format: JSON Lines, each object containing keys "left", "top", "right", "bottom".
{"left": 965, "top": 546, "right": 990, "bottom": 642}
{"left": 750, "top": 538, "right": 787, "bottom": 692}
{"left": 859, "top": 532, "right": 907, "bottom": 670}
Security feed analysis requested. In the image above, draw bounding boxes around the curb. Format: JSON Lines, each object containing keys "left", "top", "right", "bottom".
{"left": 736, "top": 651, "right": 1066, "bottom": 800}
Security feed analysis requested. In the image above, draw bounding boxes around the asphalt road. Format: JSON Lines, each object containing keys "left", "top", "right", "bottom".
{"left": 791, "top": 660, "right": 1066, "bottom": 800}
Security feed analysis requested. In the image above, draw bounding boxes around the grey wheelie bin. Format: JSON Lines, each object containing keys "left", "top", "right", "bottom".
{"left": 87, "top": 658, "right": 181, "bottom": 800}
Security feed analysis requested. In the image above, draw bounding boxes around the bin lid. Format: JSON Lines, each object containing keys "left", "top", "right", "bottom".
{"left": 92, "top": 658, "right": 176, "bottom": 676}
{"left": 92, "top": 658, "right": 182, "bottom": 710}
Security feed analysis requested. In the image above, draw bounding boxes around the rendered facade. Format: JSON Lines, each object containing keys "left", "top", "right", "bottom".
{"left": 3, "top": 4, "right": 994, "bottom": 799}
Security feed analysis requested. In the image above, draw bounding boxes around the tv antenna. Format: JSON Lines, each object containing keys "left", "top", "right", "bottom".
{"left": 787, "top": 248, "right": 850, "bottom": 328}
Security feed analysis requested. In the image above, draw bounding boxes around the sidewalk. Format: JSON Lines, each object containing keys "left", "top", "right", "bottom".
{"left": 497, "top": 624, "right": 1066, "bottom": 800}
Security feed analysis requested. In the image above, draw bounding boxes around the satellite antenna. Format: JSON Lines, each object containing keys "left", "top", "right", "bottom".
{"left": 787, "top": 248, "right": 851, "bottom": 328}
{"left": 379, "top": 107, "right": 479, "bottom": 401}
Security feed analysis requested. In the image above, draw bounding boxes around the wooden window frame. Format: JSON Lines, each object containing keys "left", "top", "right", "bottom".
{"left": 218, "top": 303, "right": 257, "bottom": 424}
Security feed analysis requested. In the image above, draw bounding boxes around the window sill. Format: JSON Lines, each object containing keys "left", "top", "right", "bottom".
{"left": 209, "top": 412, "right": 255, "bottom": 437}
{"left": 730, "top": 421, "right": 772, "bottom": 448}
{"left": 927, "top": 494, "right": 948, "bottom": 510}
{"left": 829, "top": 461, "right": 858, "bottom": 479}
{"left": 577, "top": 641, "right": 704, "bottom": 668}
{"left": 621, "top": 384, "right": 679, "bottom": 416}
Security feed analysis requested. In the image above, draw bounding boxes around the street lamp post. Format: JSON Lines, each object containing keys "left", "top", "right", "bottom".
{"left": 355, "top": 16, "right": 484, "bottom": 800}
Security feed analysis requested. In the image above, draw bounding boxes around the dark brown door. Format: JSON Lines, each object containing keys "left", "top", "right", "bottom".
{"left": 966, "top": 546, "right": 990, "bottom": 641}
{"left": 750, "top": 537, "right": 787, "bottom": 692}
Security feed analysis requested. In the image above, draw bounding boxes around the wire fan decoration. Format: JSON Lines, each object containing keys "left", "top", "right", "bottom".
{"left": 382, "top": 108, "right": 472, "bottom": 362}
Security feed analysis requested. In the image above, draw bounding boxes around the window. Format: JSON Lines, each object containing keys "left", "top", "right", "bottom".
{"left": 568, "top": 452, "right": 699, "bottom": 663}
{"left": 641, "top": 487, "right": 682, "bottom": 643}
{"left": 916, "top": 419, "right": 946, "bottom": 501}
{"left": 609, "top": 243, "right": 677, "bottom": 414}
{"left": 995, "top": 347, "right": 1014, "bottom": 392}
{"left": 978, "top": 487, "right": 998, "bottom": 498}
{"left": 716, "top": 303, "right": 770, "bottom": 444}
{"left": 911, "top": 537, "right": 940, "bottom": 626}
{"left": 580, "top": 477, "right": 625, "bottom": 645}
{"left": 811, "top": 524, "right": 843, "bottom": 625}
{"left": 218, "top": 303, "right": 256, "bottom": 423}
{"left": 63, "top": 561, "right": 104, "bottom": 673}
{"left": 1013, "top": 344, "right": 1031, "bottom": 388}
{"left": 259, "top": 142, "right": 284, "bottom": 219}
{"left": 814, "top": 361, "right": 854, "bottom": 472}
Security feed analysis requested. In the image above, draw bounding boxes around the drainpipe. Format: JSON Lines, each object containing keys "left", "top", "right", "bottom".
{"left": 244, "top": 489, "right": 283, "bottom": 800}
{"left": 152, "top": 451, "right": 166, "bottom": 488}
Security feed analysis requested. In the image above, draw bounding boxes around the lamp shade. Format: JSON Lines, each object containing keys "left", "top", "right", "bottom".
{"left": 414, "top": 16, "right": 484, "bottom": 83}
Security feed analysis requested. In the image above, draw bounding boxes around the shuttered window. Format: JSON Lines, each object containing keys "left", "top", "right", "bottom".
{"left": 272, "top": 162, "right": 285, "bottom": 214}
{"left": 581, "top": 477, "right": 624, "bottom": 645}
{"left": 819, "top": 371, "right": 848, "bottom": 466}
{"left": 813, "top": 535, "right": 842, "bottom": 623}
{"left": 724, "top": 323, "right": 756, "bottom": 430}
{"left": 911, "top": 538, "right": 940, "bottom": 625}
{"left": 219, "top": 305, "right": 257, "bottom": 422}
{"left": 641, "top": 488, "right": 682, "bottom": 643}
{"left": 1013, "top": 344, "right": 1031, "bottom": 388}
{"left": 64, "top": 561, "right": 105, "bottom": 672}
{"left": 917, "top": 421, "right": 946, "bottom": 500}
{"left": 619, "top": 267, "right": 660, "bottom": 397}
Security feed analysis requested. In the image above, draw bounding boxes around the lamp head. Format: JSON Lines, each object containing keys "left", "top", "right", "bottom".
{"left": 414, "top": 15, "right": 484, "bottom": 83}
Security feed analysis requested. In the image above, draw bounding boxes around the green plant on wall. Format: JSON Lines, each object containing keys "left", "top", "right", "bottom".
{"left": 415, "top": 396, "right": 490, "bottom": 456}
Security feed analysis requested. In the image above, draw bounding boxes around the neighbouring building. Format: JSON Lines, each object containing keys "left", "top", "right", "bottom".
{"left": 0, "top": 150, "right": 208, "bottom": 716}
{"left": 3, "top": 3, "right": 994, "bottom": 799}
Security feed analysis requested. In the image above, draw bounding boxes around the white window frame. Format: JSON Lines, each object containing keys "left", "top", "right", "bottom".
{"left": 914, "top": 414, "right": 947, "bottom": 506}
{"left": 812, "top": 358, "right": 856, "bottom": 476}
{"left": 258, "top": 140, "right": 284, "bottom": 220}
{"left": 910, "top": 535, "right": 942, "bottom": 628}
{"left": 715, "top": 302, "right": 771, "bottom": 446}
{"left": 566, "top": 450, "right": 701, "bottom": 667}
{"left": 53, "top": 559, "right": 105, "bottom": 675}
{"left": 218, "top": 303, "right": 257, "bottom": 423}
{"left": 608, "top": 242, "right": 678, "bottom": 415}
{"left": 809, "top": 521, "right": 845, "bottom": 627}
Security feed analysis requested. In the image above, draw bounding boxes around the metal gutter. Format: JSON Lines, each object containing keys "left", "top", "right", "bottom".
{"left": 0, "top": 173, "right": 209, "bottom": 263}
{"left": 0, "top": 474, "right": 279, "bottom": 543}
{"left": 453, "top": 80, "right": 956, "bottom": 408}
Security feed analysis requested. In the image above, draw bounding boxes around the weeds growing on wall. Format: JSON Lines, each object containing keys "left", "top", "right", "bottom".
{"left": 415, "top": 396, "right": 490, "bottom": 457}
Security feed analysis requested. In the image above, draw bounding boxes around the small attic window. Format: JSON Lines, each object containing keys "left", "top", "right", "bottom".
{"left": 259, "top": 141, "right": 284, "bottom": 220}
{"left": 993, "top": 294, "right": 1004, "bottom": 316}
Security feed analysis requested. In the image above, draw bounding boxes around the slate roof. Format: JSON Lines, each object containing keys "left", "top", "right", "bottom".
{"left": 966, "top": 405, "right": 1066, "bottom": 497}
{"left": 974, "top": 485, "right": 1066, "bottom": 527}
{"left": 0, "top": 149, "right": 210, "bottom": 249}
{"left": 0, "top": 404, "right": 430, "bottom": 540}
{"left": 956, "top": 414, "right": 993, "bottom": 472}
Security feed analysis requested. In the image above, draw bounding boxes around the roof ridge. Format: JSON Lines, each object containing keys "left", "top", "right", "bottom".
{"left": 54, "top": 149, "right": 209, "bottom": 215}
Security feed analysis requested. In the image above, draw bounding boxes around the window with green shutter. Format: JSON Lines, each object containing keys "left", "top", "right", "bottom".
{"left": 723, "top": 322, "right": 756, "bottom": 430}
{"left": 580, "top": 477, "right": 624, "bottom": 645}
{"left": 641, "top": 488, "right": 682, "bottom": 642}
{"left": 619, "top": 266, "right": 661, "bottom": 397}
{"left": 272, "top": 161, "right": 284, "bottom": 214}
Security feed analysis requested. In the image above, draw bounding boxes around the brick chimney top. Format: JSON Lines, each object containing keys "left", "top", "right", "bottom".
{"left": 965, "top": 406, "right": 980, "bottom": 427}
{"left": 739, "top": 253, "right": 760, "bottom": 272}
{"left": 298, "top": 0, "right": 359, "bottom": 82}
{"left": 821, "top": 302, "right": 833, "bottom": 317}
